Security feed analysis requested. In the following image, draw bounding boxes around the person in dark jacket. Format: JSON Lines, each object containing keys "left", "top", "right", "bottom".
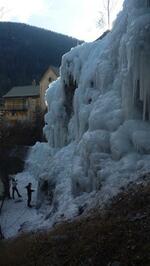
{"left": 25, "top": 182, "right": 35, "bottom": 207}
{"left": 12, "top": 177, "right": 22, "bottom": 199}
{"left": 0, "top": 225, "right": 4, "bottom": 239}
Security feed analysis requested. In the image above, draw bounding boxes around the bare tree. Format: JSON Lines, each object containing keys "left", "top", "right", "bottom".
{"left": 97, "top": 11, "right": 105, "bottom": 29}
{"left": 97, "top": 0, "right": 119, "bottom": 30}
{"left": 0, "top": 6, "right": 9, "bottom": 20}
{"left": 104, "top": 0, "right": 111, "bottom": 29}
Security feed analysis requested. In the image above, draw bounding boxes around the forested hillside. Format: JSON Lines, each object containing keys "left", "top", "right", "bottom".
{"left": 0, "top": 22, "right": 82, "bottom": 96}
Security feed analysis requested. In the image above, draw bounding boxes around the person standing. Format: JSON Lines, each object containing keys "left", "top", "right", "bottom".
{"left": 0, "top": 225, "right": 4, "bottom": 239}
{"left": 25, "top": 182, "right": 35, "bottom": 207}
{"left": 12, "top": 177, "right": 22, "bottom": 199}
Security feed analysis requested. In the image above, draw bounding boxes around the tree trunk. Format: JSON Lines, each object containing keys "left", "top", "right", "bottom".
{"left": 107, "top": 0, "right": 110, "bottom": 29}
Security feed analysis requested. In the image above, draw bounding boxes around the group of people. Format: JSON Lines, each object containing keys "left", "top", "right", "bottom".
{"left": 11, "top": 178, "right": 35, "bottom": 208}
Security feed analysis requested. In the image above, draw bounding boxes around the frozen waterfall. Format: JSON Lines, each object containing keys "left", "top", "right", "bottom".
{"left": 27, "top": 0, "right": 150, "bottom": 226}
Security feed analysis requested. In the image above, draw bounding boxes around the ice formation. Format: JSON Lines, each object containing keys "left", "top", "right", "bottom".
{"left": 27, "top": 0, "right": 150, "bottom": 225}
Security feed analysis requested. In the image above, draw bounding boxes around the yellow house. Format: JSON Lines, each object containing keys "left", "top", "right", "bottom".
{"left": 2, "top": 66, "right": 59, "bottom": 124}
{"left": 39, "top": 66, "right": 59, "bottom": 110}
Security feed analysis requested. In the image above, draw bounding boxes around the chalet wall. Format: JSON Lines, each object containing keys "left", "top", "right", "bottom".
{"left": 2, "top": 67, "right": 58, "bottom": 124}
{"left": 4, "top": 97, "right": 40, "bottom": 124}
{"left": 40, "top": 68, "right": 58, "bottom": 110}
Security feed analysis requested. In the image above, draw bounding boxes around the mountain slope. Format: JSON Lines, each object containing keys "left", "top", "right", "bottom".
{"left": 0, "top": 22, "right": 82, "bottom": 96}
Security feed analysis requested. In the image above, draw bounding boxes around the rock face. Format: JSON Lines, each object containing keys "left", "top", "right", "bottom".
{"left": 28, "top": 0, "right": 150, "bottom": 223}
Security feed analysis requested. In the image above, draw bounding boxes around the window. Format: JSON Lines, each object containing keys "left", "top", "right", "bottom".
{"left": 11, "top": 110, "right": 16, "bottom": 116}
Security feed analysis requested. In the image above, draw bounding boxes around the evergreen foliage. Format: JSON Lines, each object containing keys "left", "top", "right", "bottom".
{"left": 0, "top": 22, "right": 82, "bottom": 96}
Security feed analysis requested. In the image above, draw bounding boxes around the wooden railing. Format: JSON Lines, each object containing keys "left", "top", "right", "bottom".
{"left": 2, "top": 104, "right": 28, "bottom": 111}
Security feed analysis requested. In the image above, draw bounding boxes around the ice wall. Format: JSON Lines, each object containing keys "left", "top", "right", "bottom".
{"left": 28, "top": 0, "right": 150, "bottom": 223}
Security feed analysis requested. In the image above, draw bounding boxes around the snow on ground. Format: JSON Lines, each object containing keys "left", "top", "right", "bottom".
{"left": 0, "top": 171, "right": 40, "bottom": 238}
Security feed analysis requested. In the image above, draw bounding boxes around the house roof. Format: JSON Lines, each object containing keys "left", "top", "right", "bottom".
{"left": 40, "top": 65, "right": 59, "bottom": 83}
{"left": 95, "top": 30, "right": 110, "bottom": 41}
{"left": 3, "top": 85, "right": 40, "bottom": 98}
{"left": 3, "top": 66, "right": 59, "bottom": 99}
{"left": 50, "top": 65, "right": 59, "bottom": 76}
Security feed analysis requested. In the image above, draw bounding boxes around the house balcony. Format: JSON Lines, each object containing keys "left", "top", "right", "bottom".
{"left": 2, "top": 104, "right": 28, "bottom": 111}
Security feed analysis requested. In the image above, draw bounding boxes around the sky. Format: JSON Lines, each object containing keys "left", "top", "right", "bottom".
{"left": 0, "top": 0, "right": 124, "bottom": 42}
